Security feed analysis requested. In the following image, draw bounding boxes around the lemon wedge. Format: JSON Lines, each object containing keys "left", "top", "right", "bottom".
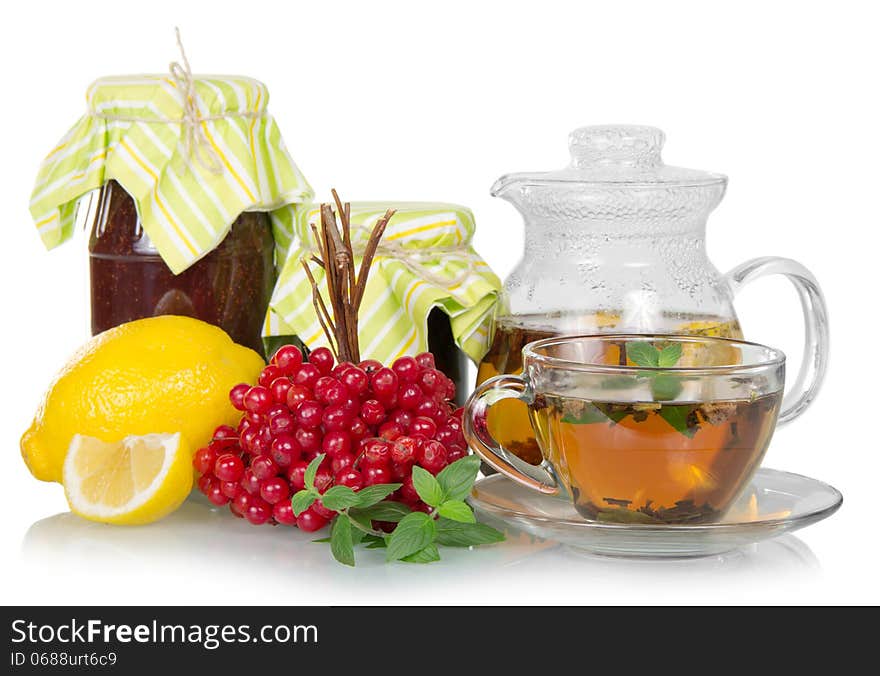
{"left": 21, "top": 315, "right": 264, "bottom": 484}
{"left": 63, "top": 433, "right": 193, "bottom": 525}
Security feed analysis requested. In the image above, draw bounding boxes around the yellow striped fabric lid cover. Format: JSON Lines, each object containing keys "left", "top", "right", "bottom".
{"left": 266, "top": 202, "right": 501, "bottom": 363}
{"left": 30, "top": 74, "right": 313, "bottom": 274}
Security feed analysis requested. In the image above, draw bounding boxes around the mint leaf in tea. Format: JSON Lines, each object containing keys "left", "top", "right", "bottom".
{"left": 530, "top": 392, "right": 781, "bottom": 524}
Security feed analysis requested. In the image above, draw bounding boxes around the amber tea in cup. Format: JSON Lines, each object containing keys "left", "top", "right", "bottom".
{"left": 465, "top": 335, "right": 788, "bottom": 524}
{"left": 475, "top": 313, "right": 745, "bottom": 466}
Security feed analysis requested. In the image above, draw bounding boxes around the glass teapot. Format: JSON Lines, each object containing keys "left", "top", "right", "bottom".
{"left": 476, "top": 125, "right": 828, "bottom": 465}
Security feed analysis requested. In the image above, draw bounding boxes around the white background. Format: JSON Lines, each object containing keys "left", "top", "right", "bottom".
{"left": 1, "top": 0, "right": 877, "bottom": 605}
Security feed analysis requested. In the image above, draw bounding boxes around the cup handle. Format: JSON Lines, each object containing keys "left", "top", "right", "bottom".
{"left": 725, "top": 256, "right": 829, "bottom": 424}
{"left": 463, "top": 374, "right": 560, "bottom": 495}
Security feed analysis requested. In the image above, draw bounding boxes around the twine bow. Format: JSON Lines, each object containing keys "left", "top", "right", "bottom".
{"left": 168, "top": 27, "right": 223, "bottom": 174}
{"left": 87, "top": 28, "right": 262, "bottom": 175}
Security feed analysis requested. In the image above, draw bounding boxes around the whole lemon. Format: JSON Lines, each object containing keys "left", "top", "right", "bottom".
{"left": 21, "top": 316, "right": 264, "bottom": 483}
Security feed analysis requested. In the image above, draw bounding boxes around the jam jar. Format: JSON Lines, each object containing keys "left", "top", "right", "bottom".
{"left": 88, "top": 180, "right": 275, "bottom": 356}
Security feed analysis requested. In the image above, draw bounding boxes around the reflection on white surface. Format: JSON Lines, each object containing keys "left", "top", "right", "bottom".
{"left": 18, "top": 495, "right": 821, "bottom": 605}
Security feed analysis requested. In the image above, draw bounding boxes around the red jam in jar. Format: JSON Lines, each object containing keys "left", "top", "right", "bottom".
{"left": 88, "top": 180, "right": 275, "bottom": 355}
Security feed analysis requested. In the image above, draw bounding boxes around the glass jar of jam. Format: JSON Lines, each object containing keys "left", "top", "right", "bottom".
{"left": 88, "top": 180, "right": 275, "bottom": 356}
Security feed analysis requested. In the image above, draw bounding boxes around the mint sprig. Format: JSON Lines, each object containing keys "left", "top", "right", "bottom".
{"left": 290, "top": 453, "right": 504, "bottom": 566}
{"left": 627, "top": 341, "right": 683, "bottom": 369}
{"left": 627, "top": 341, "right": 684, "bottom": 402}
{"left": 626, "top": 341, "right": 705, "bottom": 436}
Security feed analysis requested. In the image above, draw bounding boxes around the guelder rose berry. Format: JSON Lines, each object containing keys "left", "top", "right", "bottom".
{"left": 420, "top": 440, "right": 448, "bottom": 475}
{"left": 360, "top": 399, "right": 385, "bottom": 425}
{"left": 210, "top": 345, "right": 465, "bottom": 531}
{"left": 246, "top": 498, "right": 273, "bottom": 525}
{"left": 240, "top": 468, "right": 261, "bottom": 495}
{"left": 258, "top": 365, "right": 283, "bottom": 388}
{"left": 260, "top": 477, "right": 290, "bottom": 505}
{"left": 331, "top": 453, "right": 356, "bottom": 474}
{"left": 273, "top": 502, "right": 297, "bottom": 525}
{"left": 309, "top": 347, "right": 335, "bottom": 375}
{"left": 370, "top": 368, "right": 398, "bottom": 398}
{"left": 193, "top": 446, "right": 218, "bottom": 475}
{"left": 392, "top": 356, "right": 420, "bottom": 384}
{"left": 322, "top": 430, "right": 352, "bottom": 457}
{"left": 272, "top": 345, "right": 304, "bottom": 373}
{"left": 293, "top": 363, "right": 321, "bottom": 389}
{"left": 285, "top": 384, "right": 311, "bottom": 410}
{"left": 243, "top": 386, "right": 271, "bottom": 414}
{"left": 251, "top": 455, "right": 279, "bottom": 481}
{"left": 296, "top": 508, "right": 328, "bottom": 532}
{"left": 415, "top": 352, "right": 435, "bottom": 369}
{"left": 287, "top": 461, "right": 309, "bottom": 491}
{"left": 229, "top": 383, "right": 251, "bottom": 411}
{"left": 214, "top": 454, "right": 244, "bottom": 483}
{"left": 341, "top": 367, "right": 369, "bottom": 396}
{"left": 364, "top": 466, "right": 390, "bottom": 486}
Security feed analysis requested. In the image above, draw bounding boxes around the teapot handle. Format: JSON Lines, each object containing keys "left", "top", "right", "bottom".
{"left": 725, "top": 257, "right": 829, "bottom": 424}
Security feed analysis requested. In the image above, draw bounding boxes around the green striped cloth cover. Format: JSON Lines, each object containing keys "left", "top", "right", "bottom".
{"left": 29, "top": 74, "right": 313, "bottom": 274}
{"left": 266, "top": 202, "right": 500, "bottom": 364}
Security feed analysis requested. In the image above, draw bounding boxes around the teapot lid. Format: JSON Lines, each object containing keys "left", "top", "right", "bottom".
{"left": 491, "top": 125, "right": 726, "bottom": 194}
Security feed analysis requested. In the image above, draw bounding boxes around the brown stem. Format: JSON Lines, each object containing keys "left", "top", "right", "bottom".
{"left": 353, "top": 209, "right": 395, "bottom": 310}
{"left": 319, "top": 205, "right": 351, "bottom": 361}
{"left": 331, "top": 188, "right": 356, "bottom": 302}
{"left": 300, "top": 259, "right": 338, "bottom": 359}
{"left": 300, "top": 191, "right": 395, "bottom": 365}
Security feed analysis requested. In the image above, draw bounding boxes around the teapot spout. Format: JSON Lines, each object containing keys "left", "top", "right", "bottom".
{"left": 490, "top": 172, "right": 530, "bottom": 206}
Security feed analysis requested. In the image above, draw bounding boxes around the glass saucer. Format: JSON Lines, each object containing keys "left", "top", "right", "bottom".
{"left": 469, "top": 468, "right": 842, "bottom": 558}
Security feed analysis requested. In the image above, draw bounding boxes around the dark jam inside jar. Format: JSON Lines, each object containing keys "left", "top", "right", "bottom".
{"left": 88, "top": 180, "right": 275, "bottom": 356}
{"left": 426, "top": 307, "right": 469, "bottom": 406}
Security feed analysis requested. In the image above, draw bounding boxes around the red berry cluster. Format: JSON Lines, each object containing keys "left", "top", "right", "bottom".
{"left": 194, "top": 345, "right": 467, "bottom": 532}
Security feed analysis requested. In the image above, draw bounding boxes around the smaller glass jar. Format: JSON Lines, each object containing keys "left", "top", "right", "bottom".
{"left": 88, "top": 180, "right": 275, "bottom": 355}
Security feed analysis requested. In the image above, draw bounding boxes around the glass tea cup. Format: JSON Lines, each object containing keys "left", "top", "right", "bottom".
{"left": 463, "top": 334, "right": 788, "bottom": 524}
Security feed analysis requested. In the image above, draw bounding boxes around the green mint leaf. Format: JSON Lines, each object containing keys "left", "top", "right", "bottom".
{"left": 658, "top": 405, "right": 700, "bottom": 438}
{"left": 291, "top": 489, "right": 317, "bottom": 516}
{"left": 330, "top": 515, "right": 355, "bottom": 567}
{"left": 561, "top": 402, "right": 611, "bottom": 425}
{"left": 627, "top": 342, "right": 660, "bottom": 368}
{"left": 651, "top": 375, "right": 683, "bottom": 401}
{"left": 350, "top": 526, "right": 365, "bottom": 546}
{"left": 351, "top": 501, "right": 412, "bottom": 523}
{"left": 319, "top": 485, "right": 361, "bottom": 511}
{"left": 435, "top": 455, "right": 481, "bottom": 501}
{"left": 599, "top": 375, "right": 640, "bottom": 390}
{"left": 437, "top": 500, "right": 476, "bottom": 523}
{"left": 363, "top": 535, "right": 388, "bottom": 549}
{"left": 386, "top": 512, "right": 436, "bottom": 561}
{"left": 411, "top": 465, "right": 444, "bottom": 507}
{"left": 347, "top": 510, "right": 374, "bottom": 534}
{"left": 658, "top": 342, "right": 683, "bottom": 367}
{"left": 599, "top": 404, "right": 632, "bottom": 425}
{"left": 563, "top": 402, "right": 630, "bottom": 425}
{"left": 401, "top": 544, "right": 441, "bottom": 564}
{"left": 355, "top": 483, "right": 402, "bottom": 508}
{"left": 304, "top": 453, "right": 325, "bottom": 491}
{"left": 434, "top": 518, "right": 506, "bottom": 547}
{"left": 311, "top": 536, "right": 332, "bottom": 543}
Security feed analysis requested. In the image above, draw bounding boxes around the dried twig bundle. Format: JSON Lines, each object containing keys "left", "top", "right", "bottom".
{"left": 301, "top": 189, "right": 395, "bottom": 363}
